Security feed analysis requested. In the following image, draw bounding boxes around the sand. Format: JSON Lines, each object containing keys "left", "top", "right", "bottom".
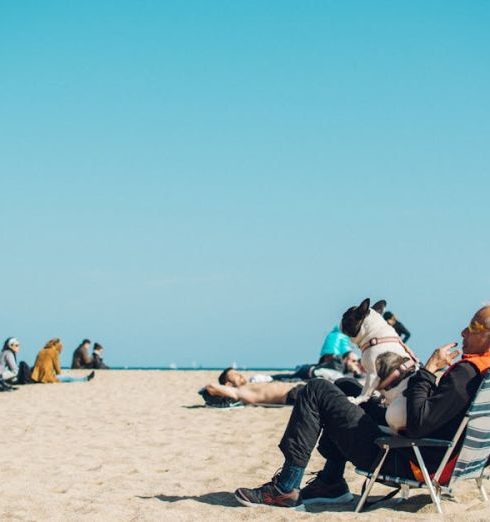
{"left": 1, "top": 370, "right": 489, "bottom": 521}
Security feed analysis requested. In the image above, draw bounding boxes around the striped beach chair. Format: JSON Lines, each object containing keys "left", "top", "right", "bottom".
{"left": 355, "top": 369, "right": 490, "bottom": 514}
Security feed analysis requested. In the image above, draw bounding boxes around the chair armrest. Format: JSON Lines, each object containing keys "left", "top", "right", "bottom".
{"left": 375, "top": 436, "right": 453, "bottom": 449}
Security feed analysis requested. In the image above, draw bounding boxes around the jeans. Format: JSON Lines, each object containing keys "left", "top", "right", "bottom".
{"left": 57, "top": 374, "right": 89, "bottom": 383}
{"left": 278, "top": 379, "right": 414, "bottom": 478}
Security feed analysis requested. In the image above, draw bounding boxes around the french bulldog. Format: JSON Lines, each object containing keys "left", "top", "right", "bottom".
{"left": 340, "top": 298, "right": 419, "bottom": 432}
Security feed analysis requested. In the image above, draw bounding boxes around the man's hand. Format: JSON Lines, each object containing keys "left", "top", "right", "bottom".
{"left": 425, "top": 343, "right": 460, "bottom": 374}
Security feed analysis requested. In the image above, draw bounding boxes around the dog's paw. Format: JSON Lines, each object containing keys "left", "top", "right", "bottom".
{"left": 348, "top": 395, "right": 369, "bottom": 405}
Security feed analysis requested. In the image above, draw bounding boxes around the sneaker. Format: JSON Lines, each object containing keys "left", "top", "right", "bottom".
{"left": 300, "top": 474, "right": 353, "bottom": 505}
{"left": 235, "top": 479, "right": 304, "bottom": 510}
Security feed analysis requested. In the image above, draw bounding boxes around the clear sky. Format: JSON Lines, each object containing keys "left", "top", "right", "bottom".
{"left": 1, "top": 1, "right": 489, "bottom": 368}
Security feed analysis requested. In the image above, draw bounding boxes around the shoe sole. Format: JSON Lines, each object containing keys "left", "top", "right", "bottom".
{"left": 234, "top": 492, "right": 305, "bottom": 511}
{"left": 302, "top": 492, "right": 354, "bottom": 505}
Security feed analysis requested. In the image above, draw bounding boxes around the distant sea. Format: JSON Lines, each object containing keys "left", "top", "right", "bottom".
{"left": 106, "top": 366, "right": 293, "bottom": 371}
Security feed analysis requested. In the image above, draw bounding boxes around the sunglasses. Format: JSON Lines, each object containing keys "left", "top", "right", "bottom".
{"left": 467, "top": 319, "right": 490, "bottom": 334}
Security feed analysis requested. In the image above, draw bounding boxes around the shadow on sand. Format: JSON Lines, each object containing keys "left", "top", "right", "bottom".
{"left": 138, "top": 491, "right": 436, "bottom": 513}
{"left": 137, "top": 491, "right": 240, "bottom": 508}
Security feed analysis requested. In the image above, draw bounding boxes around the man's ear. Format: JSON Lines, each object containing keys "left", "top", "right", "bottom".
{"left": 357, "top": 298, "right": 371, "bottom": 316}
{"left": 372, "top": 300, "right": 387, "bottom": 314}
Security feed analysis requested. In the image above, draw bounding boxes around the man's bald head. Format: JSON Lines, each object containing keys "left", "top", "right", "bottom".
{"left": 475, "top": 306, "right": 490, "bottom": 328}
{"left": 461, "top": 306, "right": 490, "bottom": 355}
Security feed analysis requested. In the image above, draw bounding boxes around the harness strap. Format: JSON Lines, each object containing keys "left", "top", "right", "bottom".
{"left": 361, "top": 336, "right": 419, "bottom": 363}
{"left": 377, "top": 359, "right": 417, "bottom": 391}
{"left": 360, "top": 336, "right": 420, "bottom": 392}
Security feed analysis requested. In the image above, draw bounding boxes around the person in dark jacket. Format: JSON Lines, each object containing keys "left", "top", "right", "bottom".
{"left": 234, "top": 306, "right": 490, "bottom": 509}
{"left": 383, "top": 311, "right": 411, "bottom": 342}
{"left": 71, "top": 339, "right": 92, "bottom": 369}
{"left": 92, "top": 343, "right": 110, "bottom": 369}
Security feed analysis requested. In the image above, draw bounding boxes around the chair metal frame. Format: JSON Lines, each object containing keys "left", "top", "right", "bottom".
{"left": 355, "top": 370, "right": 490, "bottom": 514}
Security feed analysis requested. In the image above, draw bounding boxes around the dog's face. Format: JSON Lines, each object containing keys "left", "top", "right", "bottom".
{"left": 340, "top": 298, "right": 371, "bottom": 338}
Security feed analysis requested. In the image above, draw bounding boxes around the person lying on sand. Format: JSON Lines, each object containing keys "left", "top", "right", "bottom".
{"left": 205, "top": 368, "right": 305, "bottom": 405}
{"left": 249, "top": 351, "right": 365, "bottom": 384}
{"left": 234, "top": 306, "right": 490, "bottom": 509}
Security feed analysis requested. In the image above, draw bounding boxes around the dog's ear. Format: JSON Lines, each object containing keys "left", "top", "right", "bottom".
{"left": 357, "top": 298, "right": 370, "bottom": 317}
{"left": 372, "top": 300, "right": 387, "bottom": 314}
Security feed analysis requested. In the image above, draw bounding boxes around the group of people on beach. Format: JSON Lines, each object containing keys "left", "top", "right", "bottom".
{"left": 201, "top": 301, "right": 490, "bottom": 510}
{"left": 203, "top": 303, "right": 410, "bottom": 409}
{"left": 202, "top": 316, "right": 372, "bottom": 407}
{"left": 0, "top": 337, "right": 109, "bottom": 389}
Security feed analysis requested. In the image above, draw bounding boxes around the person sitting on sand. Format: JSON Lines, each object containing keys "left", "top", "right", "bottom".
{"left": 341, "top": 351, "right": 365, "bottom": 379}
{"left": 0, "top": 338, "right": 35, "bottom": 386}
{"left": 71, "top": 339, "right": 93, "bottom": 369}
{"left": 319, "top": 326, "right": 352, "bottom": 363}
{"left": 206, "top": 368, "right": 305, "bottom": 406}
{"left": 0, "top": 338, "right": 21, "bottom": 383}
{"left": 92, "top": 343, "right": 110, "bottom": 369}
{"left": 32, "top": 338, "right": 95, "bottom": 383}
{"left": 233, "top": 306, "right": 490, "bottom": 508}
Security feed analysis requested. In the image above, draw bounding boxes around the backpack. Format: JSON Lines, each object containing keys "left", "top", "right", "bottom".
{"left": 17, "top": 361, "right": 34, "bottom": 384}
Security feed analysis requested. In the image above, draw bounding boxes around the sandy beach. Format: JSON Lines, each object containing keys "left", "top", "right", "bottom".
{"left": 1, "top": 370, "right": 489, "bottom": 521}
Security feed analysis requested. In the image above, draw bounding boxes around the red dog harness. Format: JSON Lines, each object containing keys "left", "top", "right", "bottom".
{"left": 360, "top": 336, "right": 419, "bottom": 391}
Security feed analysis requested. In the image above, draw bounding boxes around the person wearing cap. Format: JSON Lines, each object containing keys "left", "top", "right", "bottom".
{"left": 0, "top": 337, "right": 21, "bottom": 382}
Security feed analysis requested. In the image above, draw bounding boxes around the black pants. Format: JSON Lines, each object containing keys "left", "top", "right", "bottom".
{"left": 278, "top": 379, "right": 413, "bottom": 478}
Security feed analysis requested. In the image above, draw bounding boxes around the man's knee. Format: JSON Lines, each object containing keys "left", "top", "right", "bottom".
{"left": 305, "top": 378, "right": 339, "bottom": 398}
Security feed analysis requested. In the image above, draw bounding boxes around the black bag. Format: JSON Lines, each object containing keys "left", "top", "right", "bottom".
{"left": 198, "top": 388, "right": 243, "bottom": 408}
{"left": 17, "top": 361, "right": 34, "bottom": 384}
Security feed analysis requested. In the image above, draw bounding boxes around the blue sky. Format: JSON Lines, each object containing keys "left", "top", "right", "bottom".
{"left": 1, "top": 1, "right": 489, "bottom": 368}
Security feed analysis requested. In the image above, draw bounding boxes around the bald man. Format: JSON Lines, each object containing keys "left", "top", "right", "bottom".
{"left": 234, "top": 306, "right": 490, "bottom": 509}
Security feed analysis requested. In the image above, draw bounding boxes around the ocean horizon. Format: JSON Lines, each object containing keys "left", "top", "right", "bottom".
{"left": 63, "top": 366, "right": 294, "bottom": 372}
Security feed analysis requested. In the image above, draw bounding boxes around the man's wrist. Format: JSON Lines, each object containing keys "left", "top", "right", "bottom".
{"left": 424, "top": 362, "right": 438, "bottom": 374}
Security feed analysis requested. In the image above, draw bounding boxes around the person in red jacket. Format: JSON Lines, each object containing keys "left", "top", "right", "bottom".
{"left": 234, "top": 306, "right": 490, "bottom": 509}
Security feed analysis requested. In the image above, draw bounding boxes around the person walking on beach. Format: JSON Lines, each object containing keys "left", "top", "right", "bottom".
{"left": 32, "top": 338, "right": 95, "bottom": 383}
{"left": 71, "top": 339, "right": 93, "bottom": 369}
{"left": 234, "top": 306, "right": 490, "bottom": 508}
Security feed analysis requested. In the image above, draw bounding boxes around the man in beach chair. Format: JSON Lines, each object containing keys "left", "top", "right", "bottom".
{"left": 233, "top": 306, "right": 490, "bottom": 510}
{"left": 354, "top": 363, "right": 490, "bottom": 513}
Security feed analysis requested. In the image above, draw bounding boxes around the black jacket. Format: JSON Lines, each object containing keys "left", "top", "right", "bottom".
{"left": 403, "top": 361, "right": 483, "bottom": 472}
{"left": 93, "top": 352, "right": 109, "bottom": 370}
{"left": 71, "top": 346, "right": 92, "bottom": 369}
{"left": 393, "top": 320, "right": 411, "bottom": 342}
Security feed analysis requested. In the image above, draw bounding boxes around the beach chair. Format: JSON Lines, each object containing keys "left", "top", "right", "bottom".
{"left": 354, "top": 369, "right": 490, "bottom": 514}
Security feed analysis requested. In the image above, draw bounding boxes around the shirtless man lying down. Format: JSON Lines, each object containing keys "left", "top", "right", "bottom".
{"left": 205, "top": 368, "right": 305, "bottom": 405}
